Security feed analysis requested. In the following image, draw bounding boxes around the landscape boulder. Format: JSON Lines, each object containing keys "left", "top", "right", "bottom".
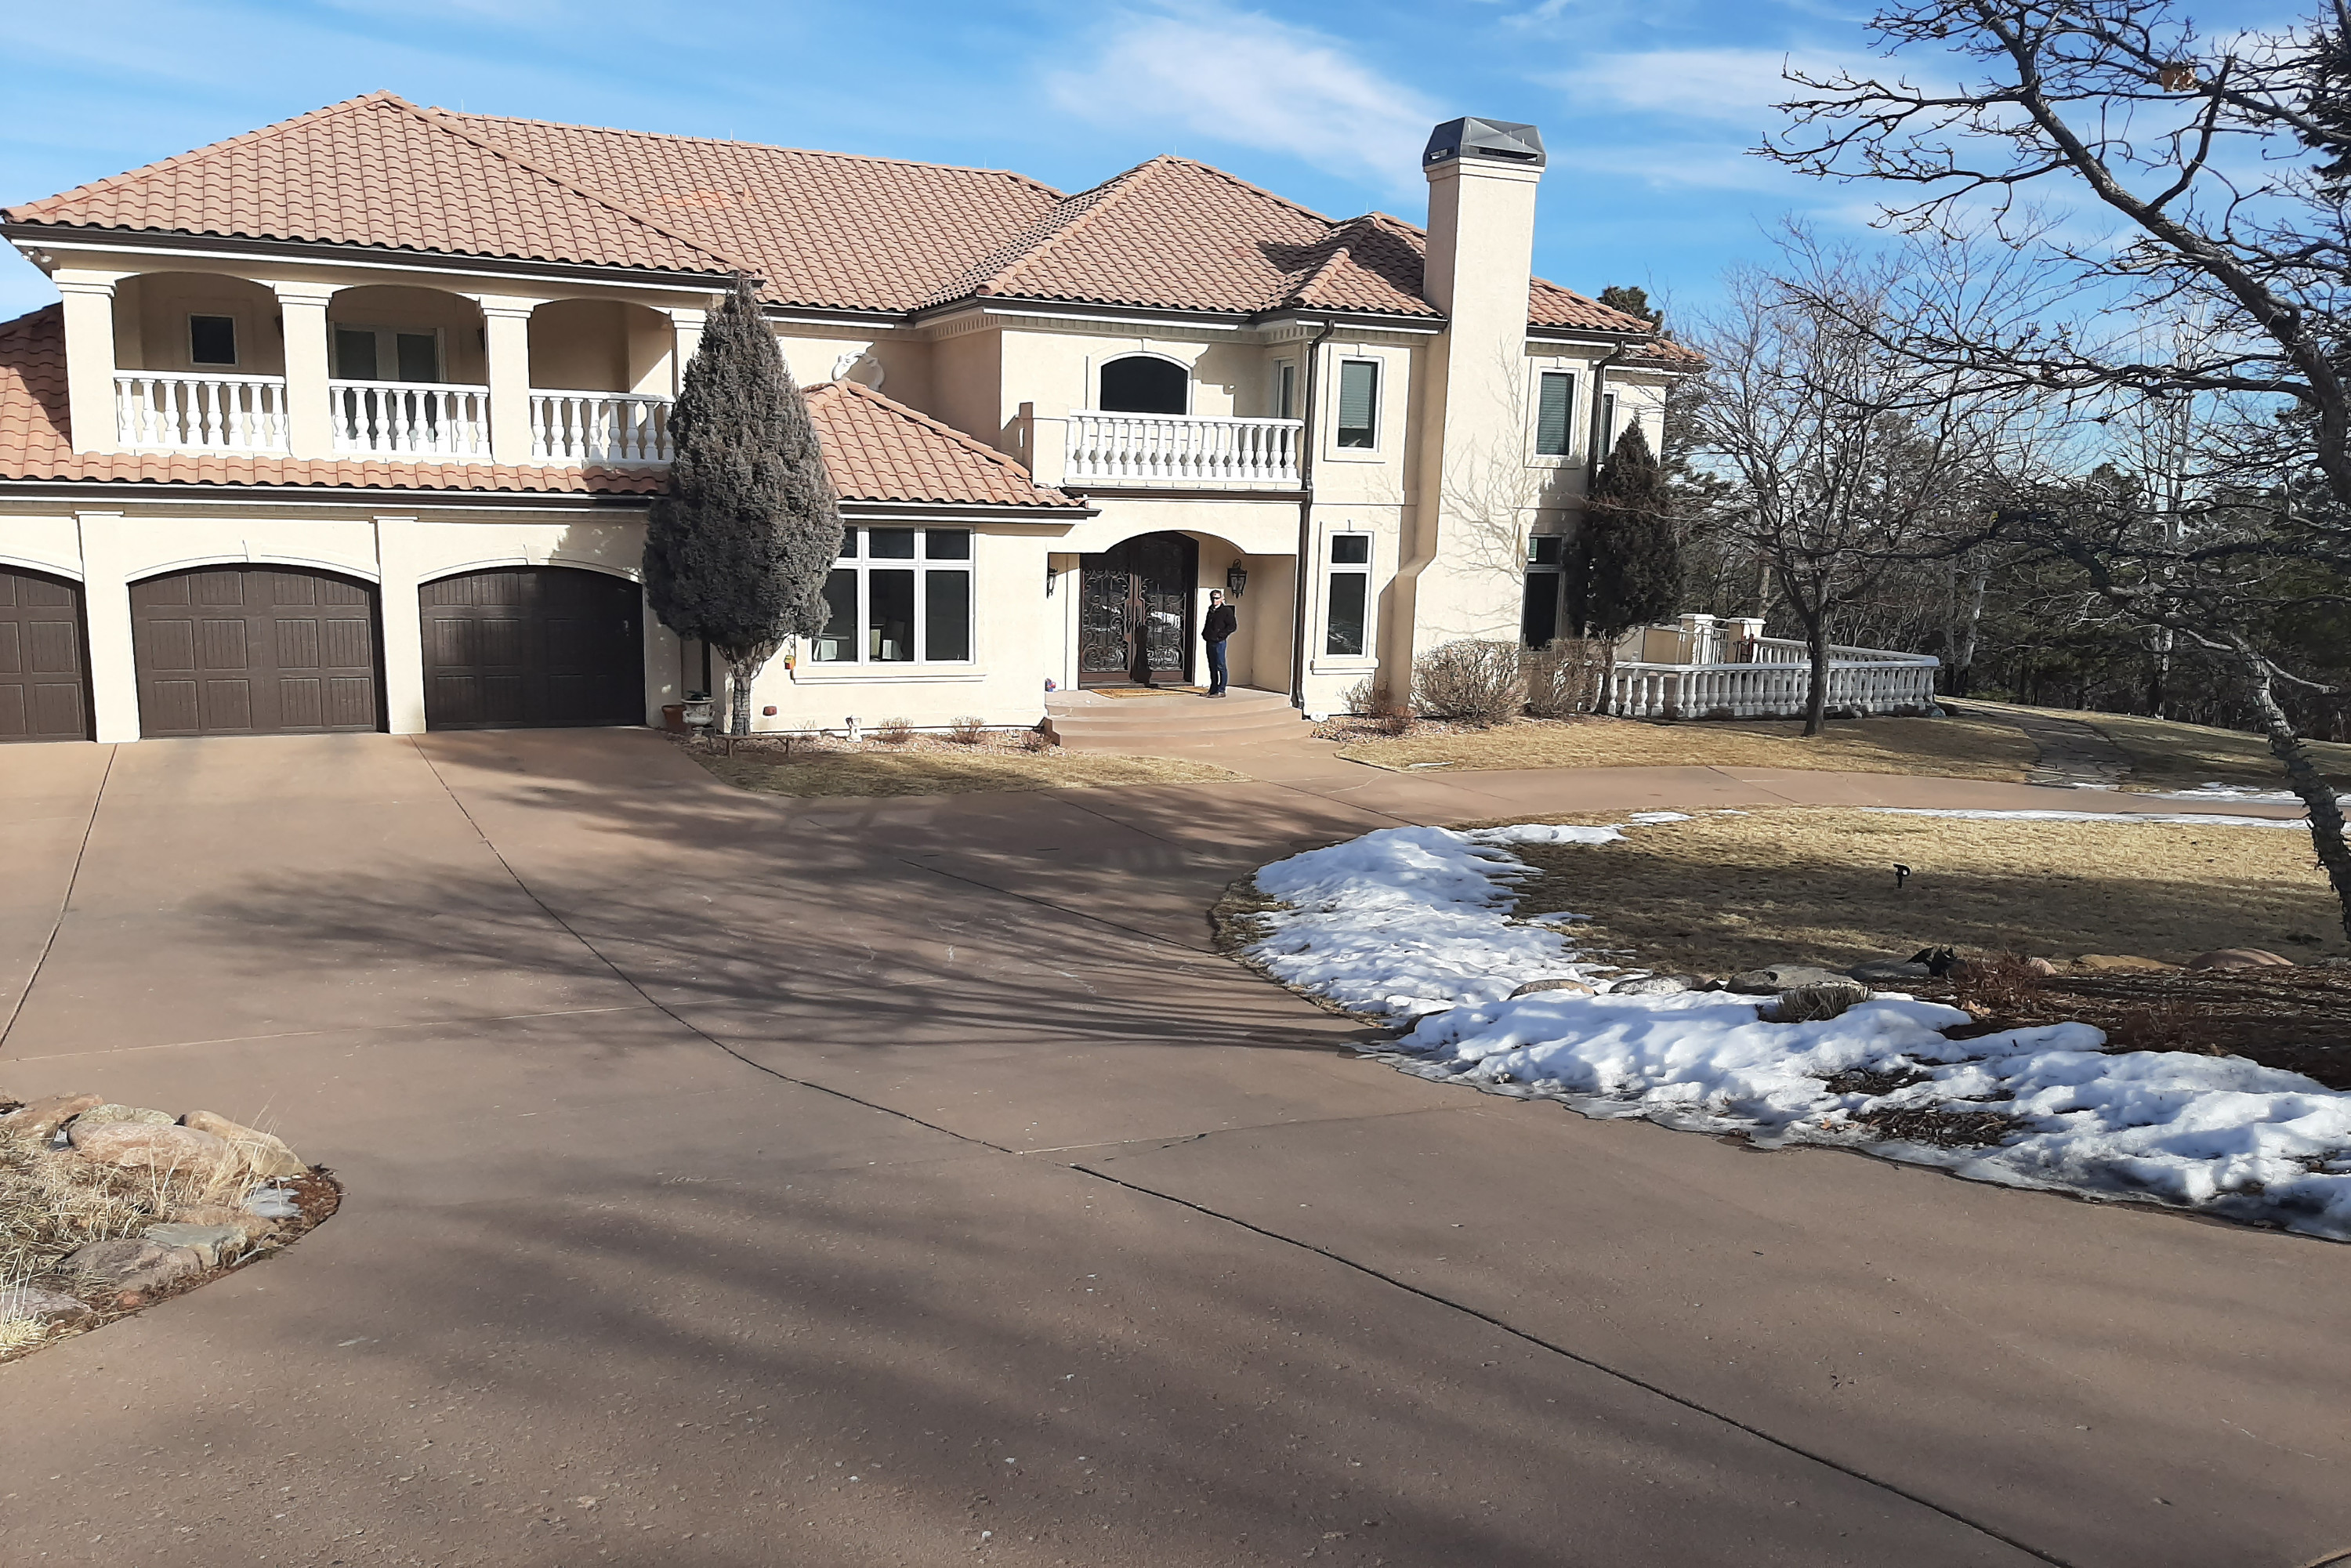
{"left": 143, "top": 1222, "right": 248, "bottom": 1267}
{"left": 183, "top": 1111, "right": 307, "bottom": 1179}
{"left": 1610, "top": 975, "right": 1688, "bottom": 996}
{"left": 60, "top": 1237, "right": 170, "bottom": 1280}
{"left": 1728, "top": 963, "right": 1850, "bottom": 994}
{"left": 2186, "top": 948, "right": 2295, "bottom": 971}
{"left": 74, "top": 1103, "right": 177, "bottom": 1128}
{"left": 67, "top": 1120, "right": 235, "bottom": 1179}
{"left": 2023, "top": 958, "right": 2060, "bottom": 976}
{"left": 2077, "top": 954, "right": 2181, "bottom": 972}
{"left": 1509, "top": 977, "right": 1597, "bottom": 999}
{"left": 1848, "top": 959, "right": 1935, "bottom": 983}
{"left": 168, "top": 1203, "right": 280, "bottom": 1243}
{"left": 1765, "top": 982, "right": 1874, "bottom": 1023}
{"left": 0, "top": 1287, "right": 92, "bottom": 1323}
{"left": 110, "top": 1248, "right": 206, "bottom": 1295}
{"left": 0, "top": 1092, "right": 102, "bottom": 1143}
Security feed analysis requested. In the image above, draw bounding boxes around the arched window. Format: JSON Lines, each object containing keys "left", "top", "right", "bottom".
{"left": 1099, "top": 355, "right": 1189, "bottom": 415}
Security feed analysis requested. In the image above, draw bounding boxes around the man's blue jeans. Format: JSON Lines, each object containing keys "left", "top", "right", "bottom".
{"left": 1204, "top": 639, "right": 1229, "bottom": 693}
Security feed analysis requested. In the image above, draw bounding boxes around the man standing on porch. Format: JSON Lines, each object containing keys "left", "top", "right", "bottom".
{"left": 1201, "top": 588, "right": 1237, "bottom": 697}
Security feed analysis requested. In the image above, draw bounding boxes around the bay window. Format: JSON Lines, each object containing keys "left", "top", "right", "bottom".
{"left": 812, "top": 526, "right": 973, "bottom": 664}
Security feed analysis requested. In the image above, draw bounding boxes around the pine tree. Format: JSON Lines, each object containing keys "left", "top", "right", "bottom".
{"left": 1574, "top": 424, "right": 1681, "bottom": 710}
{"left": 643, "top": 274, "right": 844, "bottom": 736}
{"left": 1597, "top": 284, "right": 1665, "bottom": 331}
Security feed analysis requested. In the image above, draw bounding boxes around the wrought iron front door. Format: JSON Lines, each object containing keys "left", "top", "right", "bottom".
{"left": 1074, "top": 532, "right": 1196, "bottom": 686}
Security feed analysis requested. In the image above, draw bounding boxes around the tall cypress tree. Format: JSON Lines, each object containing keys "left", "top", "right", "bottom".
{"left": 643, "top": 273, "right": 844, "bottom": 736}
{"left": 1575, "top": 424, "right": 1681, "bottom": 708}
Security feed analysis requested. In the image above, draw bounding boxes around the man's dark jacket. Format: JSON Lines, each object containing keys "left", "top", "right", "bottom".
{"left": 1202, "top": 603, "right": 1238, "bottom": 643}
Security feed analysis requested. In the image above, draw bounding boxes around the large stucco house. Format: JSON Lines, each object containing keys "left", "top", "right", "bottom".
{"left": 0, "top": 95, "right": 1693, "bottom": 744}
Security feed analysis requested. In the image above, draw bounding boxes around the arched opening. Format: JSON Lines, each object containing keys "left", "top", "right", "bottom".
{"left": 110, "top": 273, "right": 288, "bottom": 452}
{"left": 1076, "top": 531, "right": 1197, "bottom": 686}
{"left": 1099, "top": 355, "right": 1189, "bottom": 415}
{"left": 325, "top": 286, "right": 488, "bottom": 457}
{"left": 527, "top": 299, "right": 677, "bottom": 463}
{"left": 129, "top": 565, "right": 382, "bottom": 737}
{"left": 418, "top": 565, "right": 645, "bottom": 730}
{"left": 0, "top": 565, "right": 91, "bottom": 743}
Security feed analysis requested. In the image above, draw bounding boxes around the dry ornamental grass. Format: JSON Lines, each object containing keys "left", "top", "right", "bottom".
{"left": 684, "top": 732, "right": 1245, "bottom": 798}
{"left": 1478, "top": 807, "right": 2346, "bottom": 979}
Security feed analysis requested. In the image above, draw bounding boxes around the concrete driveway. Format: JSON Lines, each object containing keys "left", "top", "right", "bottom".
{"left": 0, "top": 730, "right": 2342, "bottom": 1568}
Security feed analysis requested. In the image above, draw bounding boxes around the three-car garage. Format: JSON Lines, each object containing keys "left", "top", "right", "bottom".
{"left": 0, "top": 558, "right": 650, "bottom": 742}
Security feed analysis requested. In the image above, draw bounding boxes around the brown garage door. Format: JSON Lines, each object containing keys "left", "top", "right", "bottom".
{"left": 420, "top": 567, "right": 643, "bottom": 730}
{"left": 132, "top": 567, "right": 382, "bottom": 737}
{"left": 0, "top": 567, "right": 91, "bottom": 743}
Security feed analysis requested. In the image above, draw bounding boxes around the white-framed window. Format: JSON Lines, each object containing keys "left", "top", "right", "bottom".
{"left": 812, "top": 526, "right": 973, "bottom": 664}
{"left": 1600, "top": 389, "right": 1620, "bottom": 455}
{"left": 1324, "top": 531, "right": 1373, "bottom": 657}
{"left": 1534, "top": 369, "right": 1575, "bottom": 458}
{"left": 1274, "top": 360, "right": 1297, "bottom": 420}
{"left": 189, "top": 314, "right": 238, "bottom": 368}
{"left": 1522, "top": 534, "right": 1567, "bottom": 647}
{"left": 332, "top": 324, "right": 443, "bottom": 383}
{"left": 1335, "top": 359, "right": 1379, "bottom": 449}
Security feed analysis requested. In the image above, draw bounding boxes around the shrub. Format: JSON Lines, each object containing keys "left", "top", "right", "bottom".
{"left": 1017, "top": 726, "right": 1052, "bottom": 752}
{"left": 876, "top": 716, "right": 914, "bottom": 745}
{"left": 947, "top": 714, "right": 989, "bottom": 745}
{"left": 1341, "top": 675, "right": 1379, "bottom": 716}
{"left": 1411, "top": 639, "right": 1525, "bottom": 726}
{"left": 1524, "top": 637, "right": 1607, "bottom": 718}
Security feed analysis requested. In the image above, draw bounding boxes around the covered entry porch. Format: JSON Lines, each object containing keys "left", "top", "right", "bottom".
{"left": 1048, "top": 516, "right": 1296, "bottom": 699}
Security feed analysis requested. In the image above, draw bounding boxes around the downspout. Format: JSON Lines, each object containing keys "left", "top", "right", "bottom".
{"left": 1289, "top": 317, "right": 1339, "bottom": 710}
{"left": 1583, "top": 339, "right": 1631, "bottom": 710}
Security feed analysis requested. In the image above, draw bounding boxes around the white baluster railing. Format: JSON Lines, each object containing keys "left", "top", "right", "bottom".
{"left": 329, "top": 379, "right": 491, "bottom": 459}
{"left": 1063, "top": 412, "right": 1302, "bottom": 486}
{"left": 1604, "top": 657, "right": 1940, "bottom": 719}
{"left": 530, "top": 389, "right": 673, "bottom": 464}
{"left": 114, "top": 371, "right": 288, "bottom": 452}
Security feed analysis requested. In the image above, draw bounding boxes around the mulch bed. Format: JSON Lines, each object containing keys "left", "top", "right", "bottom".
{"left": 1920, "top": 964, "right": 2351, "bottom": 1089}
{"left": 0, "top": 1166, "right": 343, "bottom": 1365}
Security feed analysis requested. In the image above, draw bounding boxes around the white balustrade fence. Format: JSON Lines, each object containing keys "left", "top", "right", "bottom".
{"left": 115, "top": 371, "right": 288, "bottom": 451}
{"left": 330, "top": 379, "right": 490, "bottom": 459}
{"left": 1065, "top": 412, "right": 1302, "bottom": 486}
{"left": 1605, "top": 657, "right": 1942, "bottom": 719}
{"left": 530, "top": 389, "right": 673, "bottom": 464}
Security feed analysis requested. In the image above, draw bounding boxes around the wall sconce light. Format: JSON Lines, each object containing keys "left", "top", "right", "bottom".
{"left": 1045, "top": 563, "right": 1059, "bottom": 596}
{"left": 1226, "top": 567, "right": 1248, "bottom": 599}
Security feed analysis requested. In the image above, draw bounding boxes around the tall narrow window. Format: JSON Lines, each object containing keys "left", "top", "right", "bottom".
{"left": 808, "top": 527, "right": 975, "bottom": 664}
{"left": 1522, "top": 534, "right": 1565, "bottom": 647}
{"left": 189, "top": 315, "right": 237, "bottom": 367}
{"left": 1601, "top": 391, "right": 1619, "bottom": 454}
{"left": 1325, "top": 533, "right": 1372, "bottom": 657}
{"left": 1335, "top": 359, "right": 1379, "bottom": 449}
{"left": 1534, "top": 370, "right": 1574, "bottom": 457}
{"left": 1275, "top": 361, "right": 1297, "bottom": 420}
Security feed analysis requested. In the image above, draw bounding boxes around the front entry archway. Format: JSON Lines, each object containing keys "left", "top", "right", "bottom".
{"left": 1078, "top": 532, "right": 1197, "bottom": 687}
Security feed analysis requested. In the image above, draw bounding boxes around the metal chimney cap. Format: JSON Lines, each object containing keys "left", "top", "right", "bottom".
{"left": 1423, "top": 118, "right": 1546, "bottom": 168}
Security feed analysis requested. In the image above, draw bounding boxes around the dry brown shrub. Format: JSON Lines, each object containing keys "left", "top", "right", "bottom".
{"left": 1411, "top": 639, "right": 1525, "bottom": 726}
{"left": 1016, "top": 726, "right": 1052, "bottom": 753}
{"left": 1524, "top": 637, "right": 1607, "bottom": 718}
{"left": 876, "top": 716, "right": 915, "bottom": 745}
{"left": 947, "top": 715, "right": 989, "bottom": 746}
{"left": 2103, "top": 999, "right": 2201, "bottom": 1053}
{"left": 1948, "top": 953, "right": 2050, "bottom": 1014}
{"left": 0, "top": 1128, "right": 263, "bottom": 1282}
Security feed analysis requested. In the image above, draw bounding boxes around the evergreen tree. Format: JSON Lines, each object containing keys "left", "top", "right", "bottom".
{"left": 1597, "top": 284, "right": 1665, "bottom": 332}
{"left": 1574, "top": 425, "right": 1682, "bottom": 710}
{"left": 643, "top": 274, "right": 843, "bottom": 736}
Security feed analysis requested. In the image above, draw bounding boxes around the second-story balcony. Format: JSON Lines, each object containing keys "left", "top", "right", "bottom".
{"left": 331, "top": 378, "right": 491, "bottom": 459}
{"left": 116, "top": 370, "right": 290, "bottom": 453}
{"left": 1063, "top": 411, "right": 1302, "bottom": 488}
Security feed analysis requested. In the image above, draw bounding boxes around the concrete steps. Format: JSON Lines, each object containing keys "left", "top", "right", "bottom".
{"left": 1045, "top": 686, "right": 1309, "bottom": 751}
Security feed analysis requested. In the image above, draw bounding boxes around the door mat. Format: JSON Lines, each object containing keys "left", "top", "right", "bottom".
{"left": 1089, "top": 685, "right": 1209, "bottom": 698}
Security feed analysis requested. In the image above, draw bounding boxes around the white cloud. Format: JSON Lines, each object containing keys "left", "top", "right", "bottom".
{"left": 1554, "top": 45, "right": 1875, "bottom": 125}
{"left": 1045, "top": 4, "right": 1439, "bottom": 194}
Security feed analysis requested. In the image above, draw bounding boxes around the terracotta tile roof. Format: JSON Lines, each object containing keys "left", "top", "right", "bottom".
{"left": 436, "top": 112, "right": 1063, "bottom": 314}
{"left": 0, "top": 306, "right": 1077, "bottom": 509}
{"left": 5, "top": 95, "right": 1688, "bottom": 349}
{"left": 5, "top": 93, "right": 741, "bottom": 277}
{"left": 803, "top": 379, "right": 1081, "bottom": 509}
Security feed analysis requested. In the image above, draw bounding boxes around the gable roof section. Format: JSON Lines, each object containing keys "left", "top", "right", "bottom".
{"left": 4, "top": 93, "right": 741, "bottom": 277}
{"left": 434, "top": 112, "right": 1063, "bottom": 314}
{"left": 0, "top": 306, "right": 1080, "bottom": 507}
{"left": 802, "top": 379, "right": 1081, "bottom": 508}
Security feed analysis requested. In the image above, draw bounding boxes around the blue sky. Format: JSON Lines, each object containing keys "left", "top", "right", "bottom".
{"left": 0, "top": 0, "right": 2291, "bottom": 324}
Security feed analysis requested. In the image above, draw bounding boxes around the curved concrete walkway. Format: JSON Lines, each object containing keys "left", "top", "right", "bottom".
{"left": 0, "top": 730, "right": 2335, "bottom": 1568}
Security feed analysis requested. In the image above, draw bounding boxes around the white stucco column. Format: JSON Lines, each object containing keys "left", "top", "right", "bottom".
{"left": 373, "top": 515, "right": 429, "bottom": 734}
{"left": 472, "top": 300, "right": 541, "bottom": 466}
{"left": 74, "top": 511, "right": 139, "bottom": 742}
{"left": 665, "top": 307, "right": 706, "bottom": 393}
{"left": 272, "top": 283, "right": 338, "bottom": 461}
{"left": 55, "top": 274, "right": 122, "bottom": 456}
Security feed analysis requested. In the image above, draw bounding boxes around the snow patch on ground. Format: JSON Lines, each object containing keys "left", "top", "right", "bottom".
{"left": 1243, "top": 820, "right": 2351, "bottom": 1239}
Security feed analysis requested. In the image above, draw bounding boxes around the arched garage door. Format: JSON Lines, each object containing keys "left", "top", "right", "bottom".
{"left": 0, "top": 567, "right": 91, "bottom": 743}
{"left": 132, "top": 567, "right": 382, "bottom": 737}
{"left": 420, "top": 567, "right": 644, "bottom": 731}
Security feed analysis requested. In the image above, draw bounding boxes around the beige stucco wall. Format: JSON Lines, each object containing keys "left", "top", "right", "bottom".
{"left": 116, "top": 273, "right": 287, "bottom": 375}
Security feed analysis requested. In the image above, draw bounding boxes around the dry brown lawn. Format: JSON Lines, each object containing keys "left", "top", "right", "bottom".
{"left": 1336, "top": 712, "right": 2038, "bottom": 781}
{"left": 2084, "top": 708, "right": 2351, "bottom": 791}
{"left": 1471, "top": 807, "right": 2344, "bottom": 977}
{"left": 690, "top": 738, "right": 1244, "bottom": 798}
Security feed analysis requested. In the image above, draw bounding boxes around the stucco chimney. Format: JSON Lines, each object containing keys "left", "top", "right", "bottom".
{"left": 1392, "top": 118, "right": 1547, "bottom": 664}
